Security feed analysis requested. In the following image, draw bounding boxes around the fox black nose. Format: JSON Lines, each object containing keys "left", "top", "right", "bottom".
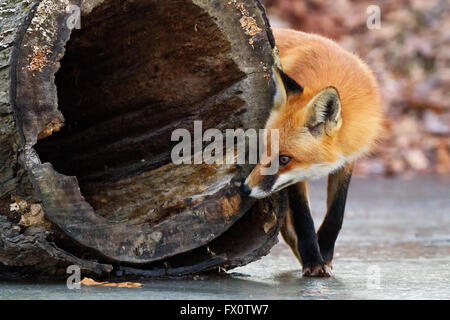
{"left": 241, "top": 182, "right": 252, "bottom": 195}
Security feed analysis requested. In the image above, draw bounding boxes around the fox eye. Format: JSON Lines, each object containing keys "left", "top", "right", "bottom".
{"left": 279, "top": 155, "right": 292, "bottom": 165}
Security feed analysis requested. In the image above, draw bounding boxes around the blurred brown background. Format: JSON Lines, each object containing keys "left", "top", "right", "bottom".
{"left": 263, "top": 0, "right": 450, "bottom": 177}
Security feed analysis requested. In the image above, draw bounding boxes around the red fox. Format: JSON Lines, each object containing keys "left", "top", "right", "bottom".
{"left": 242, "top": 28, "right": 383, "bottom": 277}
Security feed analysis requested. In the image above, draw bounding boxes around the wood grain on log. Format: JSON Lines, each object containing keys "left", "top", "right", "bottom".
{"left": 0, "top": 0, "right": 287, "bottom": 278}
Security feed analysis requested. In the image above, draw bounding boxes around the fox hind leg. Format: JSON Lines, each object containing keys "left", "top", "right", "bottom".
{"left": 317, "top": 162, "right": 354, "bottom": 268}
{"left": 280, "top": 208, "right": 302, "bottom": 262}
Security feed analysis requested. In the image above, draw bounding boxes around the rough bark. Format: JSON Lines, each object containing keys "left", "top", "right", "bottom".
{"left": 0, "top": 0, "right": 287, "bottom": 279}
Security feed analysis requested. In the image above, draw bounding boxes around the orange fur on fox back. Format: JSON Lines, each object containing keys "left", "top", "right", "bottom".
{"left": 272, "top": 28, "right": 383, "bottom": 158}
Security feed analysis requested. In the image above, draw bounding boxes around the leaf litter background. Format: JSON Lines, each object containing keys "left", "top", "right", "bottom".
{"left": 263, "top": 0, "right": 450, "bottom": 177}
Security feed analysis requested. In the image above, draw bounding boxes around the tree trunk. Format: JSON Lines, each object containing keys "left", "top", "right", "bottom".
{"left": 0, "top": 0, "right": 287, "bottom": 279}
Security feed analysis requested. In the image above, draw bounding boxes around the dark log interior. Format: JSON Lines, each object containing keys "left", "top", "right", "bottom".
{"left": 36, "top": 0, "right": 244, "bottom": 190}
{"left": 35, "top": 0, "right": 249, "bottom": 223}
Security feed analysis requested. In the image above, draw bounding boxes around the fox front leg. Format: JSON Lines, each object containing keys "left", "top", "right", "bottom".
{"left": 281, "top": 181, "right": 331, "bottom": 277}
{"left": 317, "top": 162, "right": 354, "bottom": 268}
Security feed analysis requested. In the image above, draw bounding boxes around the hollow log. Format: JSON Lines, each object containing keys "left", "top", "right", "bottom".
{"left": 0, "top": 0, "right": 288, "bottom": 279}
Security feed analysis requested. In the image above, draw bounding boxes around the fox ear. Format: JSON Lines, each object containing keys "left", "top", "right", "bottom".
{"left": 305, "top": 86, "right": 342, "bottom": 136}
{"left": 272, "top": 67, "right": 303, "bottom": 110}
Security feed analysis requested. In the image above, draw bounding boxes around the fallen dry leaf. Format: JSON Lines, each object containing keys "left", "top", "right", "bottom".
{"left": 78, "top": 277, "right": 143, "bottom": 288}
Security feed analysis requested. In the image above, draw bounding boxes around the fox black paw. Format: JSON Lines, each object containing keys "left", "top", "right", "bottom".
{"left": 302, "top": 264, "right": 332, "bottom": 277}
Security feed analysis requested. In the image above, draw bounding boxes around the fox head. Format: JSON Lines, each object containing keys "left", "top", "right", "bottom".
{"left": 242, "top": 68, "right": 343, "bottom": 199}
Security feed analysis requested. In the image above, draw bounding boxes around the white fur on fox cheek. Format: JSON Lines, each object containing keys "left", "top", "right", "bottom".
{"left": 271, "top": 165, "right": 329, "bottom": 193}
{"left": 271, "top": 151, "right": 367, "bottom": 192}
{"left": 248, "top": 186, "right": 270, "bottom": 199}
{"left": 271, "top": 172, "right": 296, "bottom": 192}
